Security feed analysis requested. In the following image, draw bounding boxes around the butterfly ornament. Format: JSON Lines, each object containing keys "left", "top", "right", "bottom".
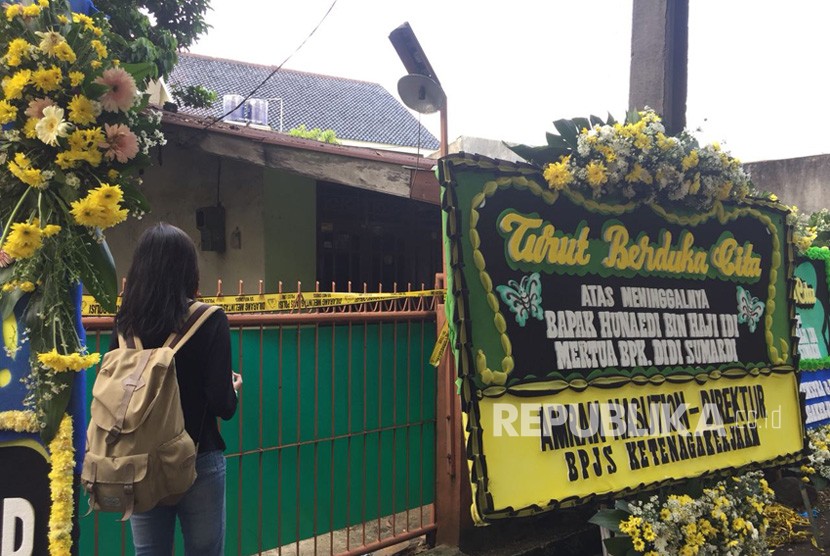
{"left": 496, "top": 272, "right": 544, "bottom": 327}
{"left": 736, "top": 286, "right": 765, "bottom": 333}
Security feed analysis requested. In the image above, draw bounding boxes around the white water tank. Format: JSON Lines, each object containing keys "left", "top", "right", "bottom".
{"left": 222, "top": 95, "right": 269, "bottom": 128}
{"left": 245, "top": 98, "right": 269, "bottom": 127}
{"left": 222, "top": 94, "right": 245, "bottom": 123}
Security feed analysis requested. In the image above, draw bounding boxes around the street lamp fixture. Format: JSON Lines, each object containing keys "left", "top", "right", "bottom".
{"left": 389, "top": 22, "right": 448, "bottom": 156}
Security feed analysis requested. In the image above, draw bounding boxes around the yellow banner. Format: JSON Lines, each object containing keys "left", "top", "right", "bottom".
{"left": 474, "top": 371, "right": 804, "bottom": 520}
{"left": 81, "top": 290, "right": 444, "bottom": 317}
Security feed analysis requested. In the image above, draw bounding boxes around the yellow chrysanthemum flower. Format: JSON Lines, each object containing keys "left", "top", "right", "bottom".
{"left": 53, "top": 42, "right": 76, "bottom": 63}
{"left": 42, "top": 224, "right": 62, "bottom": 237}
{"left": 682, "top": 150, "right": 699, "bottom": 171}
{"left": 72, "top": 12, "right": 95, "bottom": 29}
{"left": 67, "top": 127, "right": 105, "bottom": 151}
{"left": 69, "top": 71, "right": 84, "bottom": 87}
{"left": 656, "top": 132, "right": 675, "bottom": 151}
{"left": 0, "top": 100, "right": 17, "bottom": 124}
{"left": 8, "top": 152, "right": 47, "bottom": 189}
{"left": 23, "top": 117, "right": 38, "bottom": 139}
{"left": 31, "top": 66, "right": 63, "bottom": 93}
{"left": 625, "top": 163, "right": 653, "bottom": 185}
{"left": 2, "top": 69, "right": 31, "bottom": 100}
{"left": 90, "top": 60, "right": 101, "bottom": 69}
{"left": 67, "top": 95, "right": 99, "bottom": 125}
{"left": 5, "top": 38, "right": 31, "bottom": 67}
{"left": 37, "top": 348, "right": 101, "bottom": 372}
{"left": 22, "top": 4, "right": 41, "bottom": 17}
{"left": 18, "top": 281, "right": 36, "bottom": 292}
{"left": 5, "top": 3, "right": 23, "bottom": 20}
{"left": 688, "top": 173, "right": 701, "bottom": 195}
{"left": 633, "top": 132, "right": 651, "bottom": 150}
{"left": 543, "top": 157, "right": 573, "bottom": 190}
{"left": 70, "top": 195, "right": 128, "bottom": 229}
{"left": 716, "top": 181, "right": 733, "bottom": 201}
{"left": 55, "top": 151, "right": 81, "bottom": 170}
{"left": 107, "top": 169, "right": 120, "bottom": 180}
{"left": 2, "top": 220, "right": 43, "bottom": 259}
{"left": 585, "top": 160, "right": 608, "bottom": 188}
{"left": 90, "top": 183, "right": 124, "bottom": 207}
{"left": 90, "top": 39, "right": 107, "bottom": 59}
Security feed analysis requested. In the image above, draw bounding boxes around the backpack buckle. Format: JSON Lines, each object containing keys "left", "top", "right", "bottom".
{"left": 105, "top": 425, "right": 122, "bottom": 445}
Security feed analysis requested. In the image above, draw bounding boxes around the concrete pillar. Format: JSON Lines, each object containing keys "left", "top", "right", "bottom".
{"left": 629, "top": 0, "right": 689, "bottom": 135}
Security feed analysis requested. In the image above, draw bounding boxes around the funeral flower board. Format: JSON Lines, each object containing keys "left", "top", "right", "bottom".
{"left": 795, "top": 247, "right": 830, "bottom": 429}
{"left": 439, "top": 154, "right": 804, "bottom": 523}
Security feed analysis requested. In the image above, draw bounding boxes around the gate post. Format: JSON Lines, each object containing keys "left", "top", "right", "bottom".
{"left": 433, "top": 274, "right": 473, "bottom": 547}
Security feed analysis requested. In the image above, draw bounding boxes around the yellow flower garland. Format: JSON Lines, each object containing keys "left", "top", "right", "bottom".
{"left": 0, "top": 409, "right": 40, "bottom": 432}
{"left": 48, "top": 414, "right": 74, "bottom": 556}
{"left": 0, "top": 411, "right": 75, "bottom": 555}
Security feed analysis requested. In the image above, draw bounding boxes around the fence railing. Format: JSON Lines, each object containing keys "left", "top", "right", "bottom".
{"left": 79, "top": 289, "right": 439, "bottom": 555}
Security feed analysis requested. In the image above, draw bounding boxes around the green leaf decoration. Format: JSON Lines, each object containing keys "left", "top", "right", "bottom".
{"left": 0, "top": 288, "right": 24, "bottom": 321}
{"left": 552, "top": 118, "right": 580, "bottom": 148}
{"left": 602, "top": 535, "right": 636, "bottom": 556}
{"left": 120, "top": 179, "right": 151, "bottom": 214}
{"left": 40, "top": 376, "right": 72, "bottom": 444}
{"left": 545, "top": 132, "right": 571, "bottom": 150}
{"left": 505, "top": 143, "right": 565, "bottom": 167}
{"left": 571, "top": 117, "right": 591, "bottom": 134}
{"left": 77, "top": 235, "right": 118, "bottom": 313}
{"left": 588, "top": 508, "right": 629, "bottom": 533}
{"left": 121, "top": 61, "right": 158, "bottom": 84}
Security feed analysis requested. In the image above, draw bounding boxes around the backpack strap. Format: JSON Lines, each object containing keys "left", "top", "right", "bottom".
{"left": 163, "top": 302, "right": 220, "bottom": 354}
{"left": 118, "top": 332, "right": 143, "bottom": 350}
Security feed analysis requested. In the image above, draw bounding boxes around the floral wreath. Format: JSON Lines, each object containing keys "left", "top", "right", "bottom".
{"left": 0, "top": 2, "right": 162, "bottom": 553}
{"left": 510, "top": 108, "right": 752, "bottom": 210}
{"left": 0, "top": 0, "right": 161, "bottom": 441}
{"left": 509, "top": 108, "right": 824, "bottom": 252}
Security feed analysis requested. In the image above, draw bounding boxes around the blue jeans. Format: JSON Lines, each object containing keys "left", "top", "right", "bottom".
{"left": 130, "top": 450, "right": 227, "bottom": 556}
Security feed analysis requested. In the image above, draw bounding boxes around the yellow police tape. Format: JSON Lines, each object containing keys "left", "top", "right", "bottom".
{"left": 81, "top": 289, "right": 445, "bottom": 317}
{"left": 430, "top": 320, "right": 450, "bottom": 367}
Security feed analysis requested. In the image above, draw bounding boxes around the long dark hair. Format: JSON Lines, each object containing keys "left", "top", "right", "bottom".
{"left": 116, "top": 223, "right": 200, "bottom": 341}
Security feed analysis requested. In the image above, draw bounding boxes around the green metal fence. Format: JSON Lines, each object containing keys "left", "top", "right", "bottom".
{"left": 80, "top": 311, "right": 437, "bottom": 555}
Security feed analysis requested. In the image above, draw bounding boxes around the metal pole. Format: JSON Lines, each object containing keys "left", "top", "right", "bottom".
{"left": 439, "top": 103, "right": 448, "bottom": 158}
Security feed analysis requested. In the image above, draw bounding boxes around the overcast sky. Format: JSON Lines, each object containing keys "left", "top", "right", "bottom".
{"left": 189, "top": 1, "right": 830, "bottom": 163}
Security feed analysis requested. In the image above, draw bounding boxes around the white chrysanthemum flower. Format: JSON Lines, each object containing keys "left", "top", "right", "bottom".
{"left": 35, "top": 105, "right": 70, "bottom": 146}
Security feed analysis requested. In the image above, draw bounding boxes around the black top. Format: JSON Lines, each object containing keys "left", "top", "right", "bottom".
{"left": 110, "top": 309, "right": 238, "bottom": 453}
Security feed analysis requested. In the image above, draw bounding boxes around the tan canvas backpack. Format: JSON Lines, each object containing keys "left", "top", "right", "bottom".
{"left": 81, "top": 302, "right": 219, "bottom": 520}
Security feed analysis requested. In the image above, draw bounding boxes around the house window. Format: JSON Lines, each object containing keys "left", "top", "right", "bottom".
{"left": 317, "top": 182, "right": 441, "bottom": 291}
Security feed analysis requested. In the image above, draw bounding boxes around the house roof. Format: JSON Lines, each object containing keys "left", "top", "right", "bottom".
{"left": 168, "top": 53, "right": 440, "bottom": 150}
{"left": 161, "top": 109, "right": 441, "bottom": 204}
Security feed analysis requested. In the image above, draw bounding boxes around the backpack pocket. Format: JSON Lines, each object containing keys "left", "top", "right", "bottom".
{"left": 81, "top": 452, "right": 149, "bottom": 519}
{"left": 154, "top": 430, "right": 197, "bottom": 504}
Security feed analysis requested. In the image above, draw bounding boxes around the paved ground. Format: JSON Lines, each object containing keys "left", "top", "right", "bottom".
{"left": 263, "top": 505, "right": 433, "bottom": 556}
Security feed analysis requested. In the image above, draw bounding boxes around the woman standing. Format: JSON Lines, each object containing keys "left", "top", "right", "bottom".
{"left": 113, "top": 222, "right": 242, "bottom": 555}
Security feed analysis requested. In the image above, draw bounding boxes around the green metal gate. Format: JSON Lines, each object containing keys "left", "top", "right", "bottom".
{"left": 80, "top": 302, "right": 437, "bottom": 555}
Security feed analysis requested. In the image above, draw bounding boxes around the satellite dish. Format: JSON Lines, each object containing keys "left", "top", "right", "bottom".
{"left": 397, "top": 73, "right": 446, "bottom": 114}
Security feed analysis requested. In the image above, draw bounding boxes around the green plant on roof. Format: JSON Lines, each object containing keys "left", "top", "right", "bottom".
{"left": 288, "top": 124, "right": 338, "bottom": 144}
{"left": 507, "top": 108, "right": 753, "bottom": 211}
{"left": 171, "top": 84, "right": 217, "bottom": 109}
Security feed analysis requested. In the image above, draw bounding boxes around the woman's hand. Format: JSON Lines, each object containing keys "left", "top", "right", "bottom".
{"left": 232, "top": 371, "right": 243, "bottom": 392}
